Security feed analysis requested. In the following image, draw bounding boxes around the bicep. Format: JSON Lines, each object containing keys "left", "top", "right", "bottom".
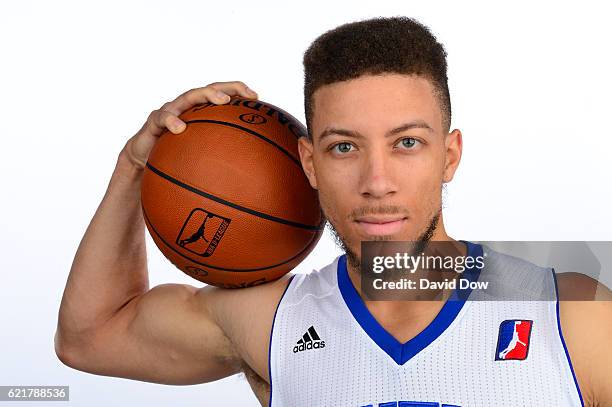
{"left": 69, "top": 283, "right": 242, "bottom": 385}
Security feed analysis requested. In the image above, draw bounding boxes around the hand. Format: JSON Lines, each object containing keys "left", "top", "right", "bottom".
{"left": 121, "top": 81, "right": 258, "bottom": 170}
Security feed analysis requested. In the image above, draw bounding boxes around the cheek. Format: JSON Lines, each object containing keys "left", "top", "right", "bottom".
{"left": 317, "top": 184, "right": 345, "bottom": 222}
{"left": 315, "top": 159, "right": 356, "bottom": 200}
{"left": 311, "top": 154, "right": 356, "bottom": 224}
{"left": 317, "top": 184, "right": 355, "bottom": 235}
{"left": 403, "top": 161, "right": 443, "bottom": 209}
{"left": 415, "top": 179, "right": 443, "bottom": 215}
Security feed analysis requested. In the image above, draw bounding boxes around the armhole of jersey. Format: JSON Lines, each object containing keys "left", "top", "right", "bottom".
{"left": 267, "top": 273, "right": 296, "bottom": 407}
{"left": 551, "top": 267, "right": 585, "bottom": 407}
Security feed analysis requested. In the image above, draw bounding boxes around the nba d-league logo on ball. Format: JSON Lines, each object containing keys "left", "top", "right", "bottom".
{"left": 176, "top": 208, "right": 231, "bottom": 257}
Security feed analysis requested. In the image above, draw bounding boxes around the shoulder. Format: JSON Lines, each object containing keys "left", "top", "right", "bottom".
{"left": 556, "top": 272, "right": 612, "bottom": 406}
{"left": 195, "top": 272, "right": 295, "bottom": 380}
{"left": 556, "top": 272, "right": 611, "bottom": 300}
{"left": 188, "top": 256, "right": 340, "bottom": 383}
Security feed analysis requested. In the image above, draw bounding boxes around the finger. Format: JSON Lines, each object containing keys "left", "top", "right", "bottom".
{"left": 163, "top": 82, "right": 258, "bottom": 116}
{"left": 208, "top": 81, "right": 258, "bottom": 99}
{"left": 162, "top": 87, "right": 232, "bottom": 116}
{"left": 141, "top": 109, "right": 185, "bottom": 138}
{"left": 155, "top": 109, "right": 186, "bottom": 134}
{"left": 170, "top": 113, "right": 188, "bottom": 134}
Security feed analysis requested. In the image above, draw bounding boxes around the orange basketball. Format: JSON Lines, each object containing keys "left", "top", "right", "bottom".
{"left": 141, "top": 97, "right": 324, "bottom": 288}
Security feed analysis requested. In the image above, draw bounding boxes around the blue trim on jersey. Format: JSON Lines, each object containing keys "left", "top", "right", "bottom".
{"left": 551, "top": 268, "right": 585, "bottom": 407}
{"left": 268, "top": 274, "right": 296, "bottom": 407}
{"left": 337, "top": 240, "right": 483, "bottom": 366}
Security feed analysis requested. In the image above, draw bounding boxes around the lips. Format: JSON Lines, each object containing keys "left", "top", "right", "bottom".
{"left": 354, "top": 216, "right": 407, "bottom": 236}
{"left": 355, "top": 216, "right": 406, "bottom": 223}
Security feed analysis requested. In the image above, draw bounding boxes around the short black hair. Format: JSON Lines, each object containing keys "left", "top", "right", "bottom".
{"left": 303, "top": 16, "right": 451, "bottom": 139}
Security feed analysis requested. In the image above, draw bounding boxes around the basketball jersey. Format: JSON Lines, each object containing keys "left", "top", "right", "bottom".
{"left": 268, "top": 240, "right": 584, "bottom": 407}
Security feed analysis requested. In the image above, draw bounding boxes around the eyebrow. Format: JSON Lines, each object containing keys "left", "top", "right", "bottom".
{"left": 317, "top": 119, "right": 434, "bottom": 141}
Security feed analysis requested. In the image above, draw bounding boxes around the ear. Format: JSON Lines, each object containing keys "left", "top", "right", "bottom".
{"left": 298, "top": 136, "right": 318, "bottom": 190}
{"left": 443, "top": 129, "right": 463, "bottom": 183}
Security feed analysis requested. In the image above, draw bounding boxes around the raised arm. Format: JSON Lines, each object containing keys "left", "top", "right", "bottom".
{"left": 55, "top": 82, "right": 261, "bottom": 384}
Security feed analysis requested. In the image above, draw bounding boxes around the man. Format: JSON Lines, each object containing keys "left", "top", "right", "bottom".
{"left": 55, "top": 16, "right": 611, "bottom": 406}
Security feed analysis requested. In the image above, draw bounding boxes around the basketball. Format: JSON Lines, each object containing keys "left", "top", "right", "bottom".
{"left": 141, "top": 97, "right": 324, "bottom": 288}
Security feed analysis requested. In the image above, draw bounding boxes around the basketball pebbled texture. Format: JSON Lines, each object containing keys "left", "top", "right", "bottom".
{"left": 141, "top": 97, "right": 325, "bottom": 288}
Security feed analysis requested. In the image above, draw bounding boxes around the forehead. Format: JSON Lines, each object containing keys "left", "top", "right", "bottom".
{"left": 311, "top": 73, "right": 441, "bottom": 135}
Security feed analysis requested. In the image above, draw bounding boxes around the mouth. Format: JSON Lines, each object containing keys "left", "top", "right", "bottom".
{"left": 354, "top": 216, "right": 407, "bottom": 236}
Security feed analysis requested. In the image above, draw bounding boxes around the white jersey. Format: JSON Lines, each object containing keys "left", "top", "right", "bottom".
{"left": 268, "top": 240, "right": 583, "bottom": 407}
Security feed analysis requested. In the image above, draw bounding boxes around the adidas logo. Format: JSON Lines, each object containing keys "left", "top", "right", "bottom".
{"left": 292, "top": 326, "right": 326, "bottom": 353}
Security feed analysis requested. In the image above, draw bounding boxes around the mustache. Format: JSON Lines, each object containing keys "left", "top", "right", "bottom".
{"left": 349, "top": 205, "right": 408, "bottom": 220}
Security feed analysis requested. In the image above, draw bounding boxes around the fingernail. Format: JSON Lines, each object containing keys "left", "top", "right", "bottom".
{"left": 174, "top": 120, "right": 185, "bottom": 131}
{"left": 216, "top": 91, "right": 229, "bottom": 100}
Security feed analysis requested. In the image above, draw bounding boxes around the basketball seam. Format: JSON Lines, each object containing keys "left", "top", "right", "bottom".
{"left": 184, "top": 119, "right": 301, "bottom": 167}
{"left": 141, "top": 202, "right": 322, "bottom": 272}
{"left": 145, "top": 162, "right": 323, "bottom": 231}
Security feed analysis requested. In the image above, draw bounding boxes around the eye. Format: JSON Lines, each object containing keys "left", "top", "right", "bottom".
{"left": 331, "top": 142, "right": 354, "bottom": 154}
{"left": 397, "top": 137, "right": 420, "bottom": 149}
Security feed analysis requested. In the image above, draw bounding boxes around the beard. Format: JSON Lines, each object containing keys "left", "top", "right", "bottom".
{"left": 325, "top": 205, "right": 441, "bottom": 272}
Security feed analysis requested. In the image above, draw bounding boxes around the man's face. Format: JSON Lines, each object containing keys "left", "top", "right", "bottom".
{"left": 298, "top": 73, "right": 462, "bottom": 268}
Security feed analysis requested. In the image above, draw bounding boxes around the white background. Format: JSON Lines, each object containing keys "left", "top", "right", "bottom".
{"left": 1, "top": 0, "right": 610, "bottom": 405}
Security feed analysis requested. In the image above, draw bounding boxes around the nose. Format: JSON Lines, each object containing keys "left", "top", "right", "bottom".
{"left": 358, "top": 148, "right": 398, "bottom": 199}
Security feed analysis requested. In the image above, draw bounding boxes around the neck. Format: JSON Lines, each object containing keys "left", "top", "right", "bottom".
{"left": 344, "top": 229, "right": 467, "bottom": 340}
{"left": 346, "top": 224, "right": 461, "bottom": 290}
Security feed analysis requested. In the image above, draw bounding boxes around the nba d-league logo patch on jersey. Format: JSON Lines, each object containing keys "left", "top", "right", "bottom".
{"left": 293, "top": 326, "right": 325, "bottom": 353}
{"left": 495, "top": 319, "right": 533, "bottom": 360}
